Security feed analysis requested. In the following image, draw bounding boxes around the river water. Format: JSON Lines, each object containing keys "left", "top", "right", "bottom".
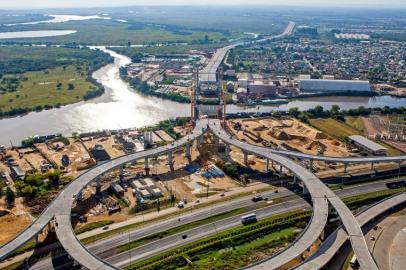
{"left": 0, "top": 48, "right": 404, "bottom": 146}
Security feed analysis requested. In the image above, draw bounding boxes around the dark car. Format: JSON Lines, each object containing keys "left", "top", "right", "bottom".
{"left": 252, "top": 195, "right": 263, "bottom": 202}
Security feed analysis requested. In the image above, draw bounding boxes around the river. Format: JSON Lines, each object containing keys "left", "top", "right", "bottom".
{"left": 0, "top": 48, "right": 404, "bottom": 146}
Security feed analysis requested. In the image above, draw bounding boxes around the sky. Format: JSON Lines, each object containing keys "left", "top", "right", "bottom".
{"left": 1, "top": 0, "right": 405, "bottom": 10}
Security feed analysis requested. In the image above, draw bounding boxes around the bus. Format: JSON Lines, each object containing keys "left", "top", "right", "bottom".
{"left": 241, "top": 213, "right": 257, "bottom": 225}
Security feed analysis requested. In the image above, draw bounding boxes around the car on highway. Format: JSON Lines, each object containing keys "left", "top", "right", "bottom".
{"left": 252, "top": 195, "right": 264, "bottom": 202}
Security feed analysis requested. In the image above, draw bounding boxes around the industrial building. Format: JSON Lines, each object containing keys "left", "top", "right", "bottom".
{"left": 348, "top": 135, "right": 387, "bottom": 156}
{"left": 299, "top": 79, "right": 371, "bottom": 93}
{"left": 247, "top": 83, "right": 277, "bottom": 99}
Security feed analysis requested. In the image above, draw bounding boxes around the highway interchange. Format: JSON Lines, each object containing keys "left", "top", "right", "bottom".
{"left": 27, "top": 178, "right": 405, "bottom": 270}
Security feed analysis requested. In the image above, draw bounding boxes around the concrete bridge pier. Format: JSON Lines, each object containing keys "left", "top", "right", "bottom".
{"left": 308, "top": 160, "right": 313, "bottom": 172}
{"left": 302, "top": 184, "right": 309, "bottom": 195}
{"left": 168, "top": 151, "right": 174, "bottom": 171}
{"left": 185, "top": 143, "right": 192, "bottom": 161}
{"left": 213, "top": 135, "right": 219, "bottom": 147}
{"left": 224, "top": 143, "right": 231, "bottom": 161}
{"left": 197, "top": 136, "right": 204, "bottom": 148}
{"left": 266, "top": 159, "right": 270, "bottom": 172}
{"left": 144, "top": 157, "right": 150, "bottom": 176}
{"left": 343, "top": 163, "right": 348, "bottom": 174}
{"left": 76, "top": 190, "right": 83, "bottom": 201}
{"left": 293, "top": 175, "right": 297, "bottom": 184}
{"left": 371, "top": 162, "right": 374, "bottom": 170}
{"left": 243, "top": 151, "right": 249, "bottom": 166}
{"left": 119, "top": 166, "right": 124, "bottom": 182}
{"left": 95, "top": 178, "right": 101, "bottom": 195}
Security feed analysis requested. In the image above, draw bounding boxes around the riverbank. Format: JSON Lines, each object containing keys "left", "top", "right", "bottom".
{"left": 0, "top": 45, "right": 113, "bottom": 118}
{"left": 0, "top": 49, "right": 405, "bottom": 147}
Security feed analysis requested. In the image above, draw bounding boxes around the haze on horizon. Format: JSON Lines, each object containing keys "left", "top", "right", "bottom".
{"left": 0, "top": 0, "right": 405, "bottom": 10}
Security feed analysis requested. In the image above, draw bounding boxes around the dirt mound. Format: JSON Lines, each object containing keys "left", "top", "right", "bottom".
{"left": 331, "top": 140, "right": 341, "bottom": 146}
{"left": 273, "top": 130, "right": 290, "bottom": 140}
{"left": 314, "top": 131, "right": 327, "bottom": 140}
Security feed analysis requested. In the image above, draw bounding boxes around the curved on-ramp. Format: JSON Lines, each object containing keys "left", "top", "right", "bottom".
{"left": 295, "top": 193, "right": 406, "bottom": 270}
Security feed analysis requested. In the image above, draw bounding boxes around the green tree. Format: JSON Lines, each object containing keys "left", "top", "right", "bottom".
{"left": 289, "top": 107, "right": 300, "bottom": 118}
{"left": 5, "top": 187, "right": 15, "bottom": 205}
{"left": 331, "top": 105, "right": 340, "bottom": 114}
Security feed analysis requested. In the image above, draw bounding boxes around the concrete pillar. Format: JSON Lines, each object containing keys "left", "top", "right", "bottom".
{"left": 34, "top": 234, "right": 39, "bottom": 244}
{"left": 343, "top": 163, "right": 348, "bottom": 174}
{"left": 185, "top": 143, "right": 191, "bottom": 160}
{"left": 279, "top": 164, "right": 283, "bottom": 175}
{"left": 76, "top": 190, "right": 83, "bottom": 201}
{"left": 371, "top": 162, "right": 374, "bottom": 171}
{"left": 96, "top": 178, "right": 101, "bottom": 195}
{"left": 144, "top": 157, "right": 150, "bottom": 176}
{"left": 168, "top": 152, "right": 174, "bottom": 171}
{"left": 302, "top": 184, "right": 309, "bottom": 195}
{"left": 119, "top": 166, "right": 124, "bottom": 182}
{"left": 293, "top": 175, "right": 297, "bottom": 184}
{"left": 213, "top": 136, "right": 219, "bottom": 146}
{"left": 271, "top": 160, "right": 274, "bottom": 169}
{"left": 224, "top": 143, "right": 231, "bottom": 160}
{"left": 197, "top": 136, "right": 204, "bottom": 148}
{"left": 308, "top": 160, "right": 313, "bottom": 172}
{"left": 266, "top": 159, "right": 270, "bottom": 172}
{"left": 243, "top": 151, "right": 249, "bottom": 166}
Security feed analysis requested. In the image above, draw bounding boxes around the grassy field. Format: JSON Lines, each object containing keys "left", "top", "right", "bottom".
{"left": 309, "top": 118, "right": 361, "bottom": 141}
{"left": 0, "top": 65, "right": 96, "bottom": 112}
{"left": 0, "top": 20, "right": 238, "bottom": 46}
{"left": 345, "top": 116, "right": 366, "bottom": 133}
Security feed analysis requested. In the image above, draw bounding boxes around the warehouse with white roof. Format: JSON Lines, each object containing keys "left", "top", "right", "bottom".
{"left": 299, "top": 79, "right": 371, "bottom": 93}
{"left": 348, "top": 135, "right": 387, "bottom": 156}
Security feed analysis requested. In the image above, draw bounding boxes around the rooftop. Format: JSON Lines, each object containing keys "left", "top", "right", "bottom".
{"left": 348, "top": 135, "right": 387, "bottom": 152}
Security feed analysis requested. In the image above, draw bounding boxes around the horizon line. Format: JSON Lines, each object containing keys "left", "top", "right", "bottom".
{"left": 1, "top": 4, "right": 406, "bottom": 11}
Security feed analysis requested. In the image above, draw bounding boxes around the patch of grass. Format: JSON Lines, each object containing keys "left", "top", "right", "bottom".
{"left": 379, "top": 142, "right": 404, "bottom": 156}
{"left": 309, "top": 118, "right": 361, "bottom": 141}
{"left": 195, "top": 192, "right": 218, "bottom": 198}
{"left": 74, "top": 220, "right": 114, "bottom": 235}
{"left": 341, "top": 250, "right": 355, "bottom": 270}
{"left": 1, "top": 261, "right": 25, "bottom": 270}
{"left": 345, "top": 116, "right": 365, "bottom": 133}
